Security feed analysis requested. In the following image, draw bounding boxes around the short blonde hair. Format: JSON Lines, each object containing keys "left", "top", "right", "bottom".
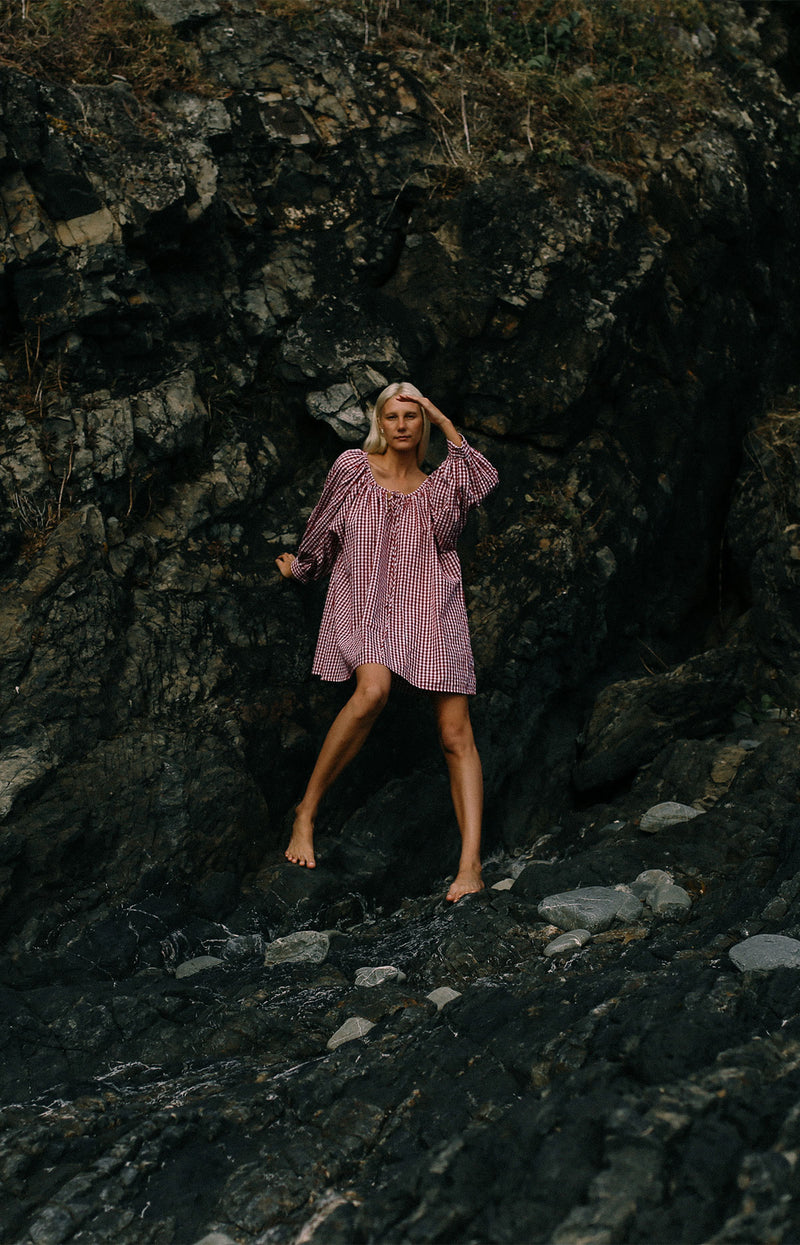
{"left": 364, "top": 382, "right": 431, "bottom": 465}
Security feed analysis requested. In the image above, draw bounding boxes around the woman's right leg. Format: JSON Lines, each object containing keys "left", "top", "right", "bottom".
{"left": 285, "top": 664, "right": 392, "bottom": 867}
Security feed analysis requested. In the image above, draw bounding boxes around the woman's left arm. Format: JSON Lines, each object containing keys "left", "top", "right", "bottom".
{"left": 419, "top": 396, "right": 499, "bottom": 548}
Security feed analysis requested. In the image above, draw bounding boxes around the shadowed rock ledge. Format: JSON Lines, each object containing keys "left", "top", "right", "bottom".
{"left": 2, "top": 2, "right": 800, "bottom": 1241}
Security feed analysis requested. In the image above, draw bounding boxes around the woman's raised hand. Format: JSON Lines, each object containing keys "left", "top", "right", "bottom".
{"left": 275, "top": 553, "right": 296, "bottom": 578}
{"left": 415, "top": 394, "right": 447, "bottom": 427}
{"left": 413, "top": 395, "right": 462, "bottom": 447}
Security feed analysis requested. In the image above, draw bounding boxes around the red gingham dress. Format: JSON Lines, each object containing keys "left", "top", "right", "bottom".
{"left": 291, "top": 436, "right": 498, "bottom": 694}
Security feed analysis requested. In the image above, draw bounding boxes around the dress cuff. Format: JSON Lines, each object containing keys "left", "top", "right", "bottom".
{"left": 446, "top": 433, "right": 470, "bottom": 456}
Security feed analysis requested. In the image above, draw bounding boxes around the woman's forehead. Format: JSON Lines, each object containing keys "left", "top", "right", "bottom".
{"left": 382, "top": 394, "right": 420, "bottom": 414}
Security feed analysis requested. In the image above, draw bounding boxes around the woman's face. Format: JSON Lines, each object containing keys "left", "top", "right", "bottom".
{"left": 379, "top": 395, "right": 423, "bottom": 451}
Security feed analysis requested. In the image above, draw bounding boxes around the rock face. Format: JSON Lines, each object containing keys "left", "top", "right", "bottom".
{"left": 3, "top": 2, "right": 800, "bottom": 1242}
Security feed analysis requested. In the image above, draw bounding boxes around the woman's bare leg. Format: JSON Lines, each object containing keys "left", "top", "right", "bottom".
{"left": 433, "top": 692, "right": 485, "bottom": 901}
{"left": 285, "top": 664, "right": 392, "bottom": 867}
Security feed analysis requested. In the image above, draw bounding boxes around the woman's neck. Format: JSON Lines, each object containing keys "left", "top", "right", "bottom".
{"left": 382, "top": 445, "right": 419, "bottom": 476}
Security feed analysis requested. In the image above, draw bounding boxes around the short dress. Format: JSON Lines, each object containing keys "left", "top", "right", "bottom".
{"left": 291, "top": 436, "right": 498, "bottom": 694}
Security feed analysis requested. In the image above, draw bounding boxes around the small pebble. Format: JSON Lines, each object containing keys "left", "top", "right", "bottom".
{"left": 175, "top": 956, "right": 224, "bottom": 978}
{"left": 327, "top": 1016, "right": 376, "bottom": 1050}
{"left": 544, "top": 930, "right": 592, "bottom": 957}
{"left": 640, "top": 802, "right": 704, "bottom": 833}
{"left": 613, "top": 886, "right": 645, "bottom": 923}
{"left": 649, "top": 882, "right": 692, "bottom": 916}
{"left": 426, "top": 987, "right": 462, "bottom": 1010}
{"left": 354, "top": 966, "right": 406, "bottom": 987}
{"left": 491, "top": 878, "right": 515, "bottom": 891}
{"left": 635, "top": 868, "right": 674, "bottom": 888}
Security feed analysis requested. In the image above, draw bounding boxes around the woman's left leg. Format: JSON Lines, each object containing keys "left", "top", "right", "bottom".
{"left": 432, "top": 692, "right": 485, "bottom": 902}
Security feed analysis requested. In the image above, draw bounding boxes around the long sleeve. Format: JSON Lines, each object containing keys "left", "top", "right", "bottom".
{"left": 291, "top": 450, "right": 363, "bottom": 584}
{"left": 427, "top": 435, "right": 498, "bottom": 552}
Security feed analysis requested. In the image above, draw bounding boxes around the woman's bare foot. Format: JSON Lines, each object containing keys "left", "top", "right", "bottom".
{"left": 284, "top": 808, "right": 316, "bottom": 868}
{"left": 446, "top": 865, "right": 483, "bottom": 902}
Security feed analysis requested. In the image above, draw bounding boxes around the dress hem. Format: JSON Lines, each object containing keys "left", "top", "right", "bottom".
{"left": 312, "top": 667, "right": 476, "bottom": 696}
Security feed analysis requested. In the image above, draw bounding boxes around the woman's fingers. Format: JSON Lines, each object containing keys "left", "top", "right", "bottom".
{"left": 419, "top": 396, "right": 446, "bottom": 424}
{"left": 276, "top": 553, "right": 295, "bottom": 578}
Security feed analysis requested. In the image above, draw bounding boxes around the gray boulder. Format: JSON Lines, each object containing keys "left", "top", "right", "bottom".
{"left": 538, "top": 886, "right": 643, "bottom": 934}
{"left": 263, "top": 930, "right": 330, "bottom": 967}
{"left": 729, "top": 935, "right": 800, "bottom": 973}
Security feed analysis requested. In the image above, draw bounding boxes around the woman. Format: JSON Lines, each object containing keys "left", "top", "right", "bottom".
{"left": 276, "top": 382, "right": 498, "bottom": 901}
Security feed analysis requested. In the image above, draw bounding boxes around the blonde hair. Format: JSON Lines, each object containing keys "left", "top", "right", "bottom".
{"left": 363, "top": 382, "right": 431, "bottom": 465}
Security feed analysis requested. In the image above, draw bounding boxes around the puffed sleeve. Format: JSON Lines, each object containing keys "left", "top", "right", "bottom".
{"left": 291, "top": 450, "right": 363, "bottom": 584}
{"left": 427, "top": 435, "right": 498, "bottom": 551}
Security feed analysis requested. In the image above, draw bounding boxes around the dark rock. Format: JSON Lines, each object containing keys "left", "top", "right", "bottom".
{"left": 3, "top": 2, "right": 800, "bottom": 1241}
{"left": 142, "top": 0, "right": 220, "bottom": 28}
{"left": 574, "top": 646, "right": 750, "bottom": 792}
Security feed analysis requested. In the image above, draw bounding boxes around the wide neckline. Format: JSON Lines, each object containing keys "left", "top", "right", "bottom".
{"left": 361, "top": 450, "right": 430, "bottom": 496}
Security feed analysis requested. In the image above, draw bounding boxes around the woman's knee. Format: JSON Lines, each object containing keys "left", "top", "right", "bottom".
{"left": 438, "top": 714, "right": 475, "bottom": 758}
{"left": 352, "top": 673, "right": 390, "bottom": 719}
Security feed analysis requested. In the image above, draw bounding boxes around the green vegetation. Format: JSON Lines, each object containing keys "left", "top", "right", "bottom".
{"left": 355, "top": 0, "right": 711, "bottom": 80}
{"left": 353, "top": 0, "right": 721, "bottom": 173}
{"left": 277, "top": 0, "right": 725, "bottom": 172}
{"left": 0, "top": 0, "right": 726, "bottom": 171}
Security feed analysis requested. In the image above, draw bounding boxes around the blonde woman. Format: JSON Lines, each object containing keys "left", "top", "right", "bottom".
{"left": 276, "top": 383, "right": 497, "bottom": 901}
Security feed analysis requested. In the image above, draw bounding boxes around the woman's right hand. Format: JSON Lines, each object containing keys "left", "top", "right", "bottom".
{"left": 275, "top": 553, "right": 296, "bottom": 578}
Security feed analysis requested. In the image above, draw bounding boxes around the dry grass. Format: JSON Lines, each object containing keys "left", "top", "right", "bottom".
{"left": 0, "top": 0, "right": 209, "bottom": 97}
{"left": 353, "top": 0, "right": 724, "bottom": 174}
{"left": 0, "top": 0, "right": 726, "bottom": 168}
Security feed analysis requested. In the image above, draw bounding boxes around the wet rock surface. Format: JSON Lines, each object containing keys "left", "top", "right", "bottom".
{"left": 3, "top": 1, "right": 800, "bottom": 1241}
{"left": 4, "top": 735, "right": 800, "bottom": 1244}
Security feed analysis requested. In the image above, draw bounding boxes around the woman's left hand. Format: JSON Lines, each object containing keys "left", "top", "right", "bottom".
{"left": 415, "top": 395, "right": 462, "bottom": 446}
{"left": 416, "top": 395, "right": 448, "bottom": 427}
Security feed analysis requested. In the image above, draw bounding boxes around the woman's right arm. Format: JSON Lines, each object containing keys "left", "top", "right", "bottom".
{"left": 275, "top": 450, "right": 362, "bottom": 583}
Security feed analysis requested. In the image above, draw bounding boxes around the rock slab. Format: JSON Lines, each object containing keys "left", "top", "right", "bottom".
{"left": 640, "top": 802, "right": 705, "bottom": 833}
{"left": 729, "top": 934, "right": 800, "bottom": 972}
{"left": 327, "top": 1016, "right": 376, "bottom": 1050}
{"left": 263, "top": 930, "right": 330, "bottom": 967}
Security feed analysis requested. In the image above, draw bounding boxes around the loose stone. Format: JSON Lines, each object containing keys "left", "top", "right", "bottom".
{"left": 491, "top": 878, "right": 515, "bottom": 891}
{"left": 613, "top": 885, "right": 645, "bottom": 923}
{"left": 729, "top": 934, "right": 800, "bottom": 972}
{"left": 544, "top": 930, "right": 593, "bottom": 957}
{"left": 640, "top": 802, "right": 705, "bottom": 833}
{"left": 649, "top": 883, "right": 693, "bottom": 917}
{"left": 354, "top": 966, "right": 407, "bottom": 987}
{"left": 634, "top": 868, "right": 674, "bottom": 889}
{"left": 263, "top": 930, "right": 330, "bottom": 967}
{"left": 327, "top": 1016, "right": 376, "bottom": 1050}
{"left": 538, "top": 886, "right": 641, "bottom": 934}
{"left": 175, "top": 956, "right": 224, "bottom": 978}
{"left": 426, "top": 987, "right": 462, "bottom": 1010}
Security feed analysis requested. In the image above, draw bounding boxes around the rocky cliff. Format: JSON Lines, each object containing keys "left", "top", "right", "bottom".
{"left": 2, "top": 2, "right": 800, "bottom": 1241}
